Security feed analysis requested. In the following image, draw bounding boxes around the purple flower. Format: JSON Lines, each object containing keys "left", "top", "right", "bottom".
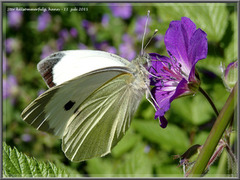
{"left": 56, "top": 38, "right": 65, "bottom": 50}
{"left": 154, "top": 34, "right": 164, "bottom": 48}
{"left": 8, "top": 11, "right": 23, "bottom": 28}
{"left": 221, "top": 61, "right": 238, "bottom": 92}
{"left": 109, "top": 3, "right": 132, "bottom": 19}
{"left": 78, "top": 43, "right": 88, "bottom": 50}
{"left": 82, "top": 19, "right": 90, "bottom": 29}
{"left": 149, "top": 17, "right": 208, "bottom": 128}
{"left": 56, "top": 29, "right": 70, "bottom": 50}
{"left": 95, "top": 42, "right": 117, "bottom": 54}
{"left": 82, "top": 20, "right": 96, "bottom": 36}
{"left": 3, "top": 79, "right": 8, "bottom": 99}
{"left": 122, "top": 34, "right": 133, "bottom": 44}
{"left": 154, "top": 34, "right": 164, "bottom": 41}
{"left": 107, "top": 46, "right": 117, "bottom": 54}
{"left": 21, "top": 134, "right": 32, "bottom": 142}
{"left": 40, "top": 45, "right": 55, "bottom": 59}
{"left": 5, "top": 38, "right": 17, "bottom": 54}
{"left": 144, "top": 145, "right": 151, "bottom": 153}
{"left": 135, "top": 16, "right": 151, "bottom": 40}
{"left": 70, "top": 28, "right": 78, "bottom": 38}
{"left": 3, "top": 53, "right": 8, "bottom": 73}
{"left": 119, "top": 34, "right": 136, "bottom": 60}
{"left": 59, "top": 29, "right": 69, "bottom": 41}
{"left": 37, "top": 12, "right": 51, "bottom": 31}
{"left": 119, "top": 43, "right": 136, "bottom": 61}
{"left": 3, "top": 75, "right": 18, "bottom": 101}
{"left": 102, "top": 14, "right": 109, "bottom": 27}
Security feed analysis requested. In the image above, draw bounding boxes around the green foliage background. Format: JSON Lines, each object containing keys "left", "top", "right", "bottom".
{"left": 2, "top": 2, "right": 238, "bottom": 177}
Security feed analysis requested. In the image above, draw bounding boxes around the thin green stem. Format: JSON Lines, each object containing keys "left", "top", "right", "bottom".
{"left": 199, "top": 87, "right": 219, "bottom": 116}
{"left": 187, "top": 83, "right": 238, "bottom": 177}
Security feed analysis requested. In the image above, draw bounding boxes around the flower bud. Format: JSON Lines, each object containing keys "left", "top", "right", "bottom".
{"left": 220, "top": 61, "right": 238, "bottom": 92}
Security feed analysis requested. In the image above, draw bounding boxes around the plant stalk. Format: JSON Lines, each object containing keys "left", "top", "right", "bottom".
{"left": 187, "top": 83, "right": 238, "bottom": 177}
{"left": 199, "top": 87, "right": 219, "bottom": 116}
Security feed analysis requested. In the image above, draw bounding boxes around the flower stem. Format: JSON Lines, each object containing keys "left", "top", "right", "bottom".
{"left": 199, "top": 87, "right": 219, "bottom": 116}
{"left": 187, "top": 83, "right": 238, "bottom": 177}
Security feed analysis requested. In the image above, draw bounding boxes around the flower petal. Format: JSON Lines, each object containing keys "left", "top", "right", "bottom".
{"left": 225, "top": 61, "right": 238, "bottom": 77}
{"left": 159, "top": 116, "right": 168, "bottom": 128}
{"left": 188, "top": 64, "right": 198, "bottom": 83}
{"left": 149, "top": 53, "right": 171, "bottom": 73}
{"left": 152, "top": 86, "right": 175, "bottom": 117}
{"left": 164, "top": 17, "right": 197, "bottom": 74}
{"left": 169, "top": 78, "right": 190, "bottom": 102}
{"left": 188, "top": 28, "right": 208, "bottom": 66}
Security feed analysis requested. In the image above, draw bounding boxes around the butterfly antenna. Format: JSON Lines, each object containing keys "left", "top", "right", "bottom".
{"left": 143, "top": 29, "right": 158, "bottom": 52}
{"left": 141, "top": 10, "right": 150, "bottom": 56}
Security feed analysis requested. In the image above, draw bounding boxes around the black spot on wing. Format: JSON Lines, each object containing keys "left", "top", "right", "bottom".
{"left": 37, "top": 52, "right": 65, "bottom": 88}
{"left": 64, "top": 100, "right": 76, "bottom": 111}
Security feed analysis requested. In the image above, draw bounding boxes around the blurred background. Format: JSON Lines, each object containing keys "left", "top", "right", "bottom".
{"left": 2, "top": 2, "right": 238, "bottom": 177}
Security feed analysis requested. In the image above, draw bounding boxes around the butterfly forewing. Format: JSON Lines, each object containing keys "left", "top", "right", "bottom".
{"left": 21, "top": 68, "right": 130, "bottom": 137}
{"left": 37, "top": 50, "right": 130, "bottom": 87}
{"left": 62, "top": 73, "right": 144, "bottom": 162}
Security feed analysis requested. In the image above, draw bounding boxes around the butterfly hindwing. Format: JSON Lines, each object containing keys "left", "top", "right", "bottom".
{"left": 21, "top": 68, "right": 130, "bottom": 138}
{"left": 62, "top": 73, "right": 144, "bottom": 162}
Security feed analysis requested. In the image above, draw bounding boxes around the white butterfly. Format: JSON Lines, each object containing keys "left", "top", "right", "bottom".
{"left": 21, "top": 11, "right": 158, "bottom": 162}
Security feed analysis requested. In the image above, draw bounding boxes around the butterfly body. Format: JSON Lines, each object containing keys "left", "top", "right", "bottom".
{"left": 22, "top": 50, "right": 150, "bottom": 162}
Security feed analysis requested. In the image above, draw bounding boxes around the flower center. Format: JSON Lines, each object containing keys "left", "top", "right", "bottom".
{"left": 150, "top": 55, "right": 188, "bottom": 88}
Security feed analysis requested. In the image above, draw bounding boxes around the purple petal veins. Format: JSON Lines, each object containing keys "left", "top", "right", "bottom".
{"left": 149, "top": 17, "right": 208, "bottom": 128}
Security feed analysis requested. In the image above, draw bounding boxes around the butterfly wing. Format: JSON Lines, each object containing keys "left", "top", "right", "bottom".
{"left": 62, "top": 73, "right": 144, "bottom": 162}
{"left": 21, "top": 68, "right": 131, "bottom": 137}
{"left": 37, "top": 50, "right": 130, "bottom": 87}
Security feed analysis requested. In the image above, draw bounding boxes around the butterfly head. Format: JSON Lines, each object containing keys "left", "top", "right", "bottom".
{"left": 136, "top": 52, "right": 151, "bottom": 68}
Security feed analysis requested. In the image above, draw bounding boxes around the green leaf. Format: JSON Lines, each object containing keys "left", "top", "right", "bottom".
{"left": 156, "top": 164, "right": 182, "bottom": 177}
{"left": 87, "top": 142, "right": 153, "bottom": 177}
{"left": 132, "top": 120, "right": 189, "bottom": 153}
{"left": 2, "top": 142, "right": 78, "bottom": 177}
{"left": 19, "top": 153, "right": 32, "bottom": 177}
{"left": 112, "top": 130, "right": 141, "bottom": 158}
{"left": 170, "top": 92, "right": 222, "bottom": 126}
{"left": 115, "top": 143, "right": 153, "bottom": 177}
{"left": 87, "top": 158, "right": 114, "bottom": 177}
{"left": 54, "top": 160, "right": 82, "bottom": 177}
{"left": 3, "top": 143, "right": 21, "bottom": 177}
{"left": 156, "top": 3, "right": 228, "bottom": 42}
{"left": 224, "top": 12, "right": 238, "bottom": 64}
{"left": 193, "top": 132, "right": 209, "bottom": 145}
{"left": 197, "top": 56, "right": 225, "bottom": 77}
